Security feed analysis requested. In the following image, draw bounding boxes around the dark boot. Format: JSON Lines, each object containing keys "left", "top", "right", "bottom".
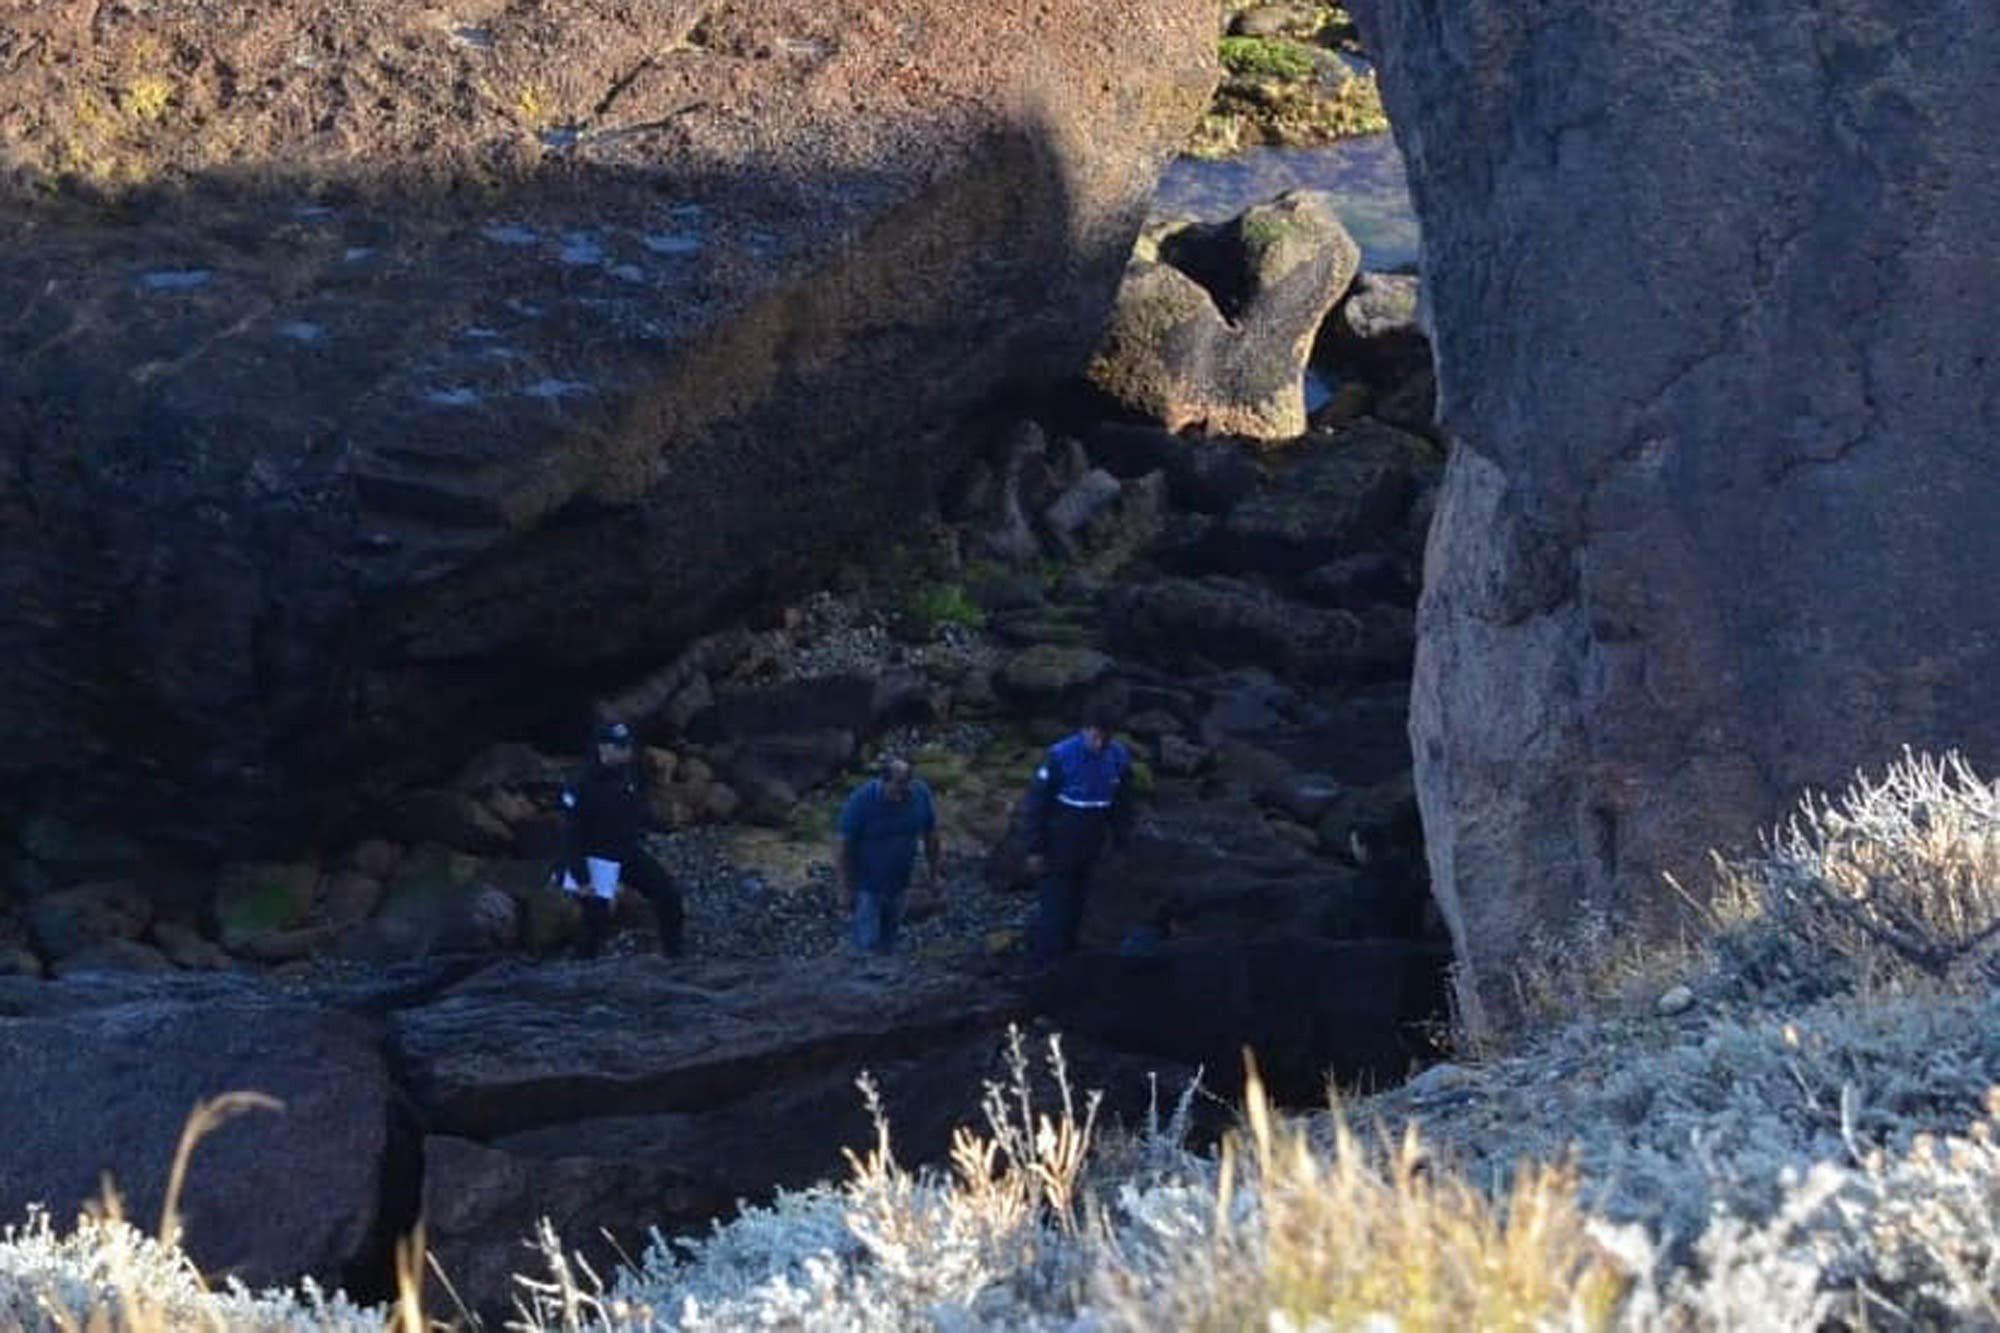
{"left": 627, "top": 852, "right": 687, "bottom": 957}
{"left": 654, "top": 893, "right": 686, "bottom": 957}
{"left": 575, "top": 897, "right": 611, "bottom": 959}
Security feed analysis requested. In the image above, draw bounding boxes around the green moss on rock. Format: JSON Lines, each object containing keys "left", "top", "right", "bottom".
{"left": 379, "top": 845, "right": 479, "bottom": 920}
{"left": 1219, "top": 36, "right": 1318, "bottom": 81}
{"left": 1194, "top": 4, "right": 1389, "bottom": 156}
{"left": 215, "top": 862, "right": 319, "bottom": 944}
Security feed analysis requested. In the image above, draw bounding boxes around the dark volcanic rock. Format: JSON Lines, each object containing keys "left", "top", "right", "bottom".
{"left": 429, "top": 1042, "right": 991, "bottom": 1320}
{"left": 1354, "top": 0, "right": 2000, "bottom": 1035}
{"left": 1036, "top": 939, "right": 1449, "bottom": 1102}
{"left": 422, "top": 1135, "right": 733, "bottom": 1324}
{"left": 1108, "top": 576, "right": 1412, "bottom": 685}
{"left": 1318, "top": 273, "right": 1426, "bottom": 382}
{"left": 1108, "top": 794, "right": 1341, "bottom": 937}
{"left": 1082, "top": 422, "right": 1261, "bottom": 514}
{"left": 0, "top": 0, "right": 1217, "bottom": 853}
{"left": 48, "top": 938, "right": 177, "bottom": 976}
{"left": 1187, "top": 420, "right": 1438, "bottom": 581}
{"left": 1298, "top": 553, "right": 1414, "bottom": 607}
{"left": 24, "top": 880, "right": 153, "bottom": 959}
{"left": 0, "top": 995, "right": 394, "bottom": 1289}
{"left": 387, "top": 955, "right": 1023, "bottom": 1139}
{"left": 688, "top": 673, "right": 931, "bottom": 746}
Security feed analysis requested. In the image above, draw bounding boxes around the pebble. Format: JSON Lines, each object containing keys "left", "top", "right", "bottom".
{"left": 1230, "top": 6, "right": 1307, "bottom": 39}
{"left": 1657, "top": 984, "right": 1696, "bottom": 1016}
{"left": 1402, "top": 1061, "right": 1475, "bottom": 1102}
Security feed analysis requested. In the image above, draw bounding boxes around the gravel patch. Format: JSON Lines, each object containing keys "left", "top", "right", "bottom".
{"left": 770, "top": 592, "right": 999, "bottom": 683}
{"left": 609, "top": 825, "right": 1030, "bottom": 963}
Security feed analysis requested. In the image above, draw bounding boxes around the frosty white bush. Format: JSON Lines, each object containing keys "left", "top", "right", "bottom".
{"left": 0, "top": 1209, "right": 383, "bottom": 1333}
{"left": 1712, "top": 748, "right": 2000, "bottom": 994}
{"left": 1508, "top": 749, "right": 2000, "bottom": 1031}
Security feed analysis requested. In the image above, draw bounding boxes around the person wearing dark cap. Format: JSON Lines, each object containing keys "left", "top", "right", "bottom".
{"left": 1021, "top": 699, "right": 1134, "bottom": 967}
{"left": 555, "top": 719, "right": 687, "bottom": 958}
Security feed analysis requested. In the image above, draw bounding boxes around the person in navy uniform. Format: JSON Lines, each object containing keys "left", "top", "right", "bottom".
{"left": 1022, "top": 699, "right": 1134, "bottom": 966}
{"left": 556, "top": 719, "right": 687, "bottom": 958}
{"left": 836, "top": 756, "right": 941, "bottom": 955}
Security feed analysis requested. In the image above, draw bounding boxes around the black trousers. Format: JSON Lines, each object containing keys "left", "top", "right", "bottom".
{"left": 625, "top": 851, "right": 686, "bottom": 955}
{"left": 1030, "top": 808, "right": 1114, "bottom": 966}
{"left": 1032, "top": 863, "right": 1096, "bottom": 966}
{"left": 574, "top": 849, "right": 686, "bottom": 957}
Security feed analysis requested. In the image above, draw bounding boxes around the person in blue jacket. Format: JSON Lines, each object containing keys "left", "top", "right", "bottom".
{"left": 837, "top": 757, "right": 941, "bottom": 955}
{"left": 1022, "top": 699, "right": 1134, "bottom": 967}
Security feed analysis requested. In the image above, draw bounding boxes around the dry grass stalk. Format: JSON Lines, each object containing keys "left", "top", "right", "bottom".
{"left": 1102, "top": 1058, "right": 1627, "bottom": 1331}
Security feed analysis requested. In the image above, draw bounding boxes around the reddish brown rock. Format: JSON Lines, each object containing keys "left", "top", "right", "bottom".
{"left": 0, "top": 0, "right": 1217, "bottom": 854}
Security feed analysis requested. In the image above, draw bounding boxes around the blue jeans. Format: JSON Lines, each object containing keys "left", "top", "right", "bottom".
{"left": 852, "top": 875, "right": 910, "bottom": 954}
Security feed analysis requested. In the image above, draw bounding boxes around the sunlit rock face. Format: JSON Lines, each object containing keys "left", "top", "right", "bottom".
{"left": 1353, "top": 0, "right": 2000, "bottom": 1033}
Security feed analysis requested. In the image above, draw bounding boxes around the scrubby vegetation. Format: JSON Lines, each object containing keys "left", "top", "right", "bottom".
{"left": 5, "top": 751, "right": 2000, "bottom": 1328}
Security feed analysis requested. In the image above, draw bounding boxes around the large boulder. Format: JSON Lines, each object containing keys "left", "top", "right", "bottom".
{"left": 0, "top": 0, "right": 1217, "bottom": 853}
{"left": 1087, "top": 191, "right": 1362, "bottom": 440}
{"left": 1353, "top": 0, "right": 2000, "bottom": 1034}
{"left": 387, "top": 954, "right": 1024, "bottom": 1138}
{"left": 423, "top": 1039, "right": 990, "bottom": 1320}
{"left": 0, "top": 993, "right": 397, "bottom": 1289}
{"left": 391, "top": 956, "right": 1035, "bottom": 1319}
{"left": 1107, "top": 575, "right": 1413, "bottom": 686}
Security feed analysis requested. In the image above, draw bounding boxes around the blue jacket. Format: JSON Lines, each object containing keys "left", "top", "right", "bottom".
{"left": 838, "top": 778, "right": 936, "bottom": 889}
{"left": 1023, "top": 733, "right": 1133, "bottom": 867}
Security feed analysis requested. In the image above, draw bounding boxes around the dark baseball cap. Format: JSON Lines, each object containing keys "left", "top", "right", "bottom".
{"left": 596, "top": 720, "right": 634, "bottom": 745}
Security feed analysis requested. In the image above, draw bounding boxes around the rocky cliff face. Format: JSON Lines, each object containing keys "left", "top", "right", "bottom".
{"left": 1352, "top": 1, "right": 2000, "bottom": 1032}
{"left": 0, "top": 0, "right": 1214, "bottom": 850}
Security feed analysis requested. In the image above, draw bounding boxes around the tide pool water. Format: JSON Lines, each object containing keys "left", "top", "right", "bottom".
{"left": 1153, "top": 134, "right": 1420, "bottom": 273}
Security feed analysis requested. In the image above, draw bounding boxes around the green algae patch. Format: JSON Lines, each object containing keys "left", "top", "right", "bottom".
{"left": 1220, "top": 36, "right": 1318, "bottom": 82}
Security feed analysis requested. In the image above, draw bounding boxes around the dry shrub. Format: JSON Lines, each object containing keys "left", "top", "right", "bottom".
{"left": 1710, "top": 748, "right": 2000, "bottom": 995}
{"left": 1504, "top": 749, "right": 2000, "bottom": 1037}
{"left": 1097, "top": 1064, "right": 1629, "bottom": 1332}
{"left": 1502, "top": 902, "right": 1708, "bottom": 1039}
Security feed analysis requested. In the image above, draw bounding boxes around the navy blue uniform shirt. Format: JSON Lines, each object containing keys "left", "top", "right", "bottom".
{"left": 1023, "top": 732, "right": 1132, "bottom": 867}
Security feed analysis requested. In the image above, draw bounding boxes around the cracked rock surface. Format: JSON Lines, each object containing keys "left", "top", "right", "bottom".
{"left": 1353, "top": 0, "right": 2000, "bottom": 1035}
